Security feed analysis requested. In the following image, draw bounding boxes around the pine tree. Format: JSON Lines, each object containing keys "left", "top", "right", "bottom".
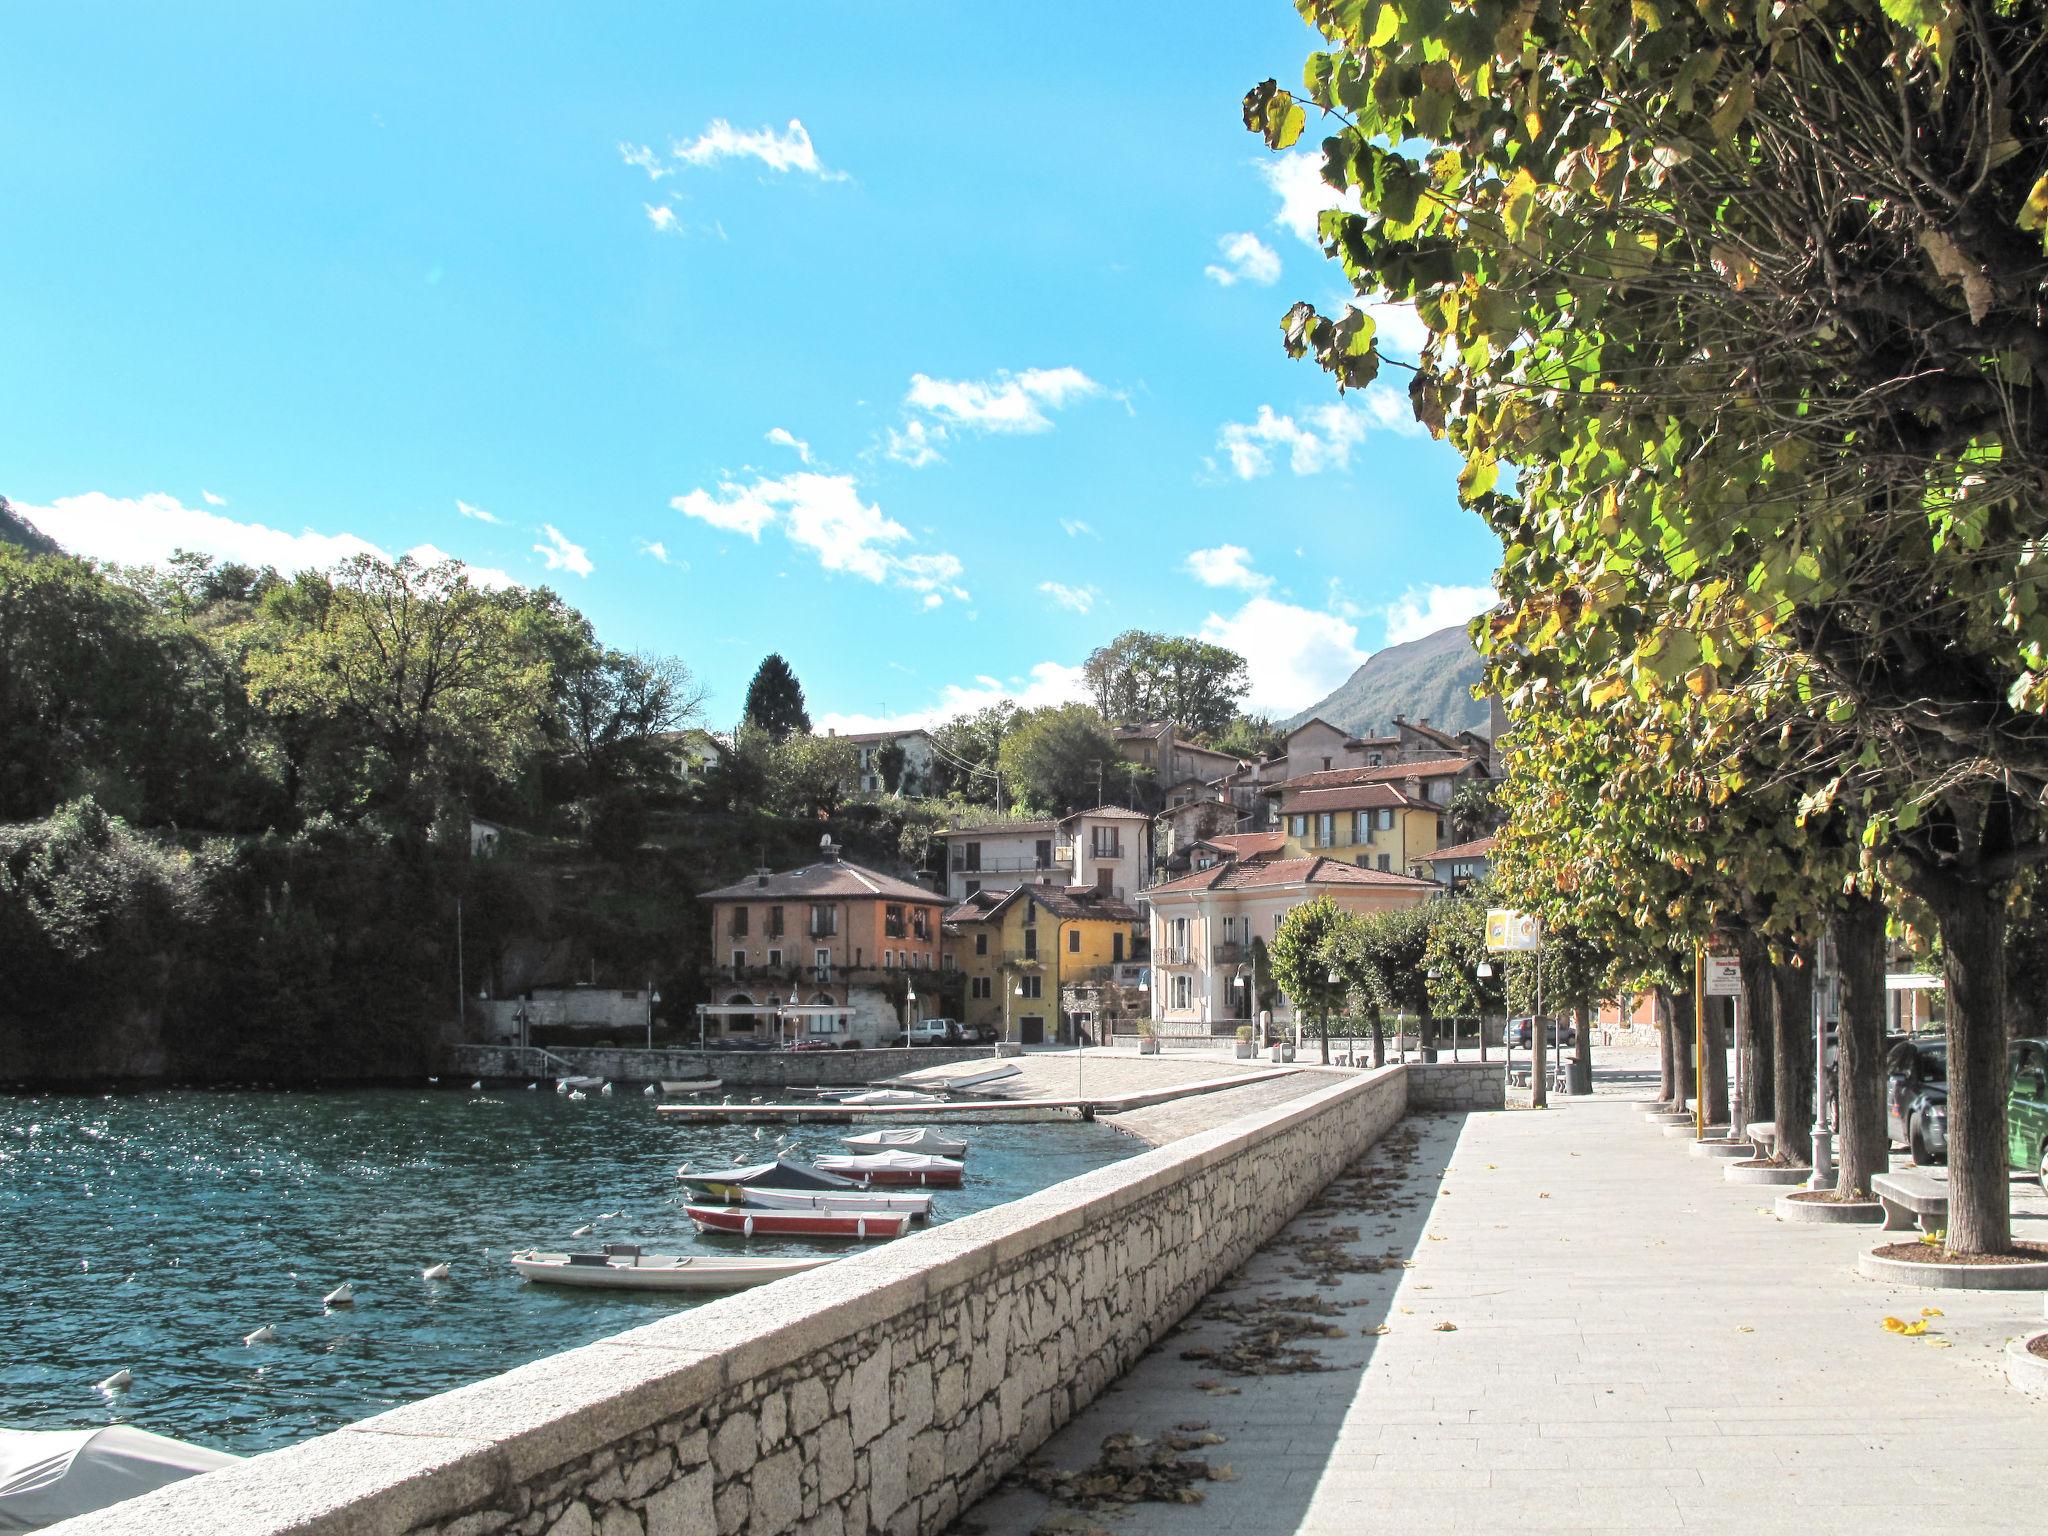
{"left": 742, "top": 653, "right": 810, "bottom": 743}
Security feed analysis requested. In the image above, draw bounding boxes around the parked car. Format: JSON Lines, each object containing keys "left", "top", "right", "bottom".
{"left": 1504, "top": 1016, "right": 1574, "bottom": 1049}
{"left": 959, "top": 1021, "right": 999, "bottom": 1044}
{"left": 1885, "top": 1038, "right": 1946, "bottom": 1158}
{"left": 893, "top": 1019, "right": 961, "bottom": 1046}
{"left": 2008, "top": 1039, "right": 2048, "bottom": 1191}
{"left": 1822, "top": 1029, "right": 1911, "bottom": 1132}
{"left": 712, "top": 1036, "right": 779, "bottom": 1052}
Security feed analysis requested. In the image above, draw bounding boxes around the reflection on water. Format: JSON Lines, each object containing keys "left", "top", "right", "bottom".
{"left": 0, "top": 1086, "right": 1134, "bottom": 1453}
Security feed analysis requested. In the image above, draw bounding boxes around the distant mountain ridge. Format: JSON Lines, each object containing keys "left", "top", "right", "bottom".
{"left": 0, "top": 498, "right": 59, "bottom": 557}
{"left": 1283, "top": 623, "right": 1489, "bottom": 737}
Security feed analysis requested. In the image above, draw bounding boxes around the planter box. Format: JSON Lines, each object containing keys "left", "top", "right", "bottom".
{"left": 1137, "top": 1039, "right": 1160, "bottom": 1055}
{"left": 1234, "top": 1042, "right": 1257, "bottom": 1059}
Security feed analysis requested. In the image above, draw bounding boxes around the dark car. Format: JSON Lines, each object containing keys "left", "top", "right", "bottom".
{"left": 1885, "top": 1038, "right": 1947, "bottom": 1162}
{"left": 1505, "top": 1016, "right": 1575, "bottom": 1049}
{"left": 712, "top": 1035, "right": 779, "bottom": 1052}
{"left": 2009, "top": 1040, "right": 2048, "bottom": 1191}
{"left": 1822, "top": 1030, "right": 1911, "bottom": 1132}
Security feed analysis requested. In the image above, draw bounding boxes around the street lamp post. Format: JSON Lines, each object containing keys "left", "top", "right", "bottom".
{"left": 904, "top": 981, "right": 916, "bottom": 1057}
{"left": 1476, "top": 962, "right": 1494, "bottom": 1064}
{"left": 645, "top": 983, "right": 660, "bottom": 1052}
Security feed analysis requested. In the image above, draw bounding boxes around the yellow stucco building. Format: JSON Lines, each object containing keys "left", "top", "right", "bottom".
{"left": 943, "top": 882, "right": 1144, "bottom": 1045}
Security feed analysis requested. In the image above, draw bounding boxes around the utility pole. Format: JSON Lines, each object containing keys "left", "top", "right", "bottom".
{"left": 456, "top": 896, "right": 466, "bottom": 1034}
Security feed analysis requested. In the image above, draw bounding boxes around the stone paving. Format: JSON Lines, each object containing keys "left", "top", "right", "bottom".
{"left": 958, "top": 1090, "right": 2048, "bottom": 1535}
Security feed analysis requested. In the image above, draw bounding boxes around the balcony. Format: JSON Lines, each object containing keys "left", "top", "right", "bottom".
{"left": 1212, "top": 940, "right": 1247, "bottom": 966}
{"left": 1157, "top": 948, "right": 1196, "bottom": 967}
{"left": 1085, "top": 841, "right": 1124, "bottom": 860}
{"left": 947, "top": 856, "right": 1060, "bottom": 875}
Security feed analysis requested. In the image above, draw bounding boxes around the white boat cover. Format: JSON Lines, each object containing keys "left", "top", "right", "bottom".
{"left": 842, "top": 1128, "right": 968, "bottom": 1157}
{"left": 0, "top": 1425, "right": 239, "bottom": 1531}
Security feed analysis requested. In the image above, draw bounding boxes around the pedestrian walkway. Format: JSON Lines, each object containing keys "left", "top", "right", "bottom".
{"left": 959, "top": 1096, "right": 2048, "bottom": 1534}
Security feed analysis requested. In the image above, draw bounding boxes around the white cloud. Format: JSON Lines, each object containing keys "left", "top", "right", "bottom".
{"left": 1215, "top": 391, "right": 1420, "bottom": 480}
{"left": 1382, "top": 583, "right": 1498, "bottom": 646}
{"left": 1260, "top": 149, "right": 1364, "bottom": 247}
{"left": 534, "top": 524, "right": 593, "bottom": 577}
{"left": 1362, "top": 300, "right": 1431, "bottom": 360}
{"left": 1200, "top": 595, "right": 1370, "bottom": 716}
{"left": 631, "top": 119, "right": 848, "bottom": 180}
{"left": 456, "top": 498, "right": 504, "bottom": 525}
{"left": 201, "top": 489, "right": 227, "bottom": 507}
{"left": 669, "top": 471, "right": 966, "bottom": 604}
{"left": 765, "top": 427, "right": 812, "bottom": 464}
{"left": 619, "top": 143, "right": 668, "bottom": 180}
{"left": 637, "top": 539, "right": 686, "bottom": 568}
{"left": 921, "top": 593, "right": 943, "bottom": 611}
{"left": 884, "top": 420, "right": 946, "bottom": 468}
{"left": 1059, "top": 517, "right": 1097, "bottom": 539}
{"left": 1204, "top": 231, "right": 1281, "bottom": 287}
{"left": 644, "top": 204, "right": 681, "bottom": 234}
{"left": 1182, "top": 544, "right": 1270, "bottom": 593}
{"left": 816, "top": 659, "right": 1089, "bottom": 734}
{"left": 904, "top": 366, "right": 1101, "bottom": 435}
{"left": 14, "top": 492, "right": 516, "bottom": 589}
{"left": 1038, "top": 581, "right": 1098, "bottom": 613}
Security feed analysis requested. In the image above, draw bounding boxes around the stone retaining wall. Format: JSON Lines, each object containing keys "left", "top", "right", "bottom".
{"left": 50, "top": 1067, "right": 1423, "bottom": 1536}
{"left": 449, "top": 1043, "right": 1014, "bottom": 1088}
{"left": 1406, "top": 1059, "right": 1505, "bottom": 1111}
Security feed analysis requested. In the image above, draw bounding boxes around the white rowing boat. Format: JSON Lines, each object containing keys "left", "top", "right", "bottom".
{"left": 841, "top": 1127, "right": 968, "bottom": 1158}
{"left": 814, "top": 1151, "right": 964, "bottom": 1187}
{"left": 661, "top": 1079, "right": 723, "bottom": 1095}
{"left": 837, "top": 1089, "right": 941, "bottom": 1106}
{"left": 509, "top": 1247, "right": 832, "bottom": 1292}
{"left": 740, "top": 1186, "right": 935, "bottom": 1218}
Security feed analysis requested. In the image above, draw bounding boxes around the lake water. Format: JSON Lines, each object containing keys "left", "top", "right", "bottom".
{"left": 0, "top": 1086, "right": 1137, "bottom": 1455}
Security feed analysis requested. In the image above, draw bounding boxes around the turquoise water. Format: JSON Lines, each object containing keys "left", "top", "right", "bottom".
{"left": 0, "top": 1087, "right": 1136, "bottom": 1455}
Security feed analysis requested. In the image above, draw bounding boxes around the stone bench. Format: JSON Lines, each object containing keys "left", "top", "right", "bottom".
{"left": 1746, "top": 1122, "right": 1778, "bottom": 1156}
{"left": 1871, "top": 1170, "right": 1948, "bottom": 1234}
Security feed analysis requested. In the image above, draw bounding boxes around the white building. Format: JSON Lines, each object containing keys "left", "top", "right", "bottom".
{"left": 1143, "top": 856, "right": 1435, "bottom": 1033}
{"left": 936, "top": 805, "right": 1152, "bottom": 904}
{"left": 828, "top": 728, "right": 937, "bottom": 796}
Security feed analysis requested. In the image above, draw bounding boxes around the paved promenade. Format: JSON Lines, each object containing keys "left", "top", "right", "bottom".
{"left": 960, "top": 1093, "right": 2048, "bottom": 1535}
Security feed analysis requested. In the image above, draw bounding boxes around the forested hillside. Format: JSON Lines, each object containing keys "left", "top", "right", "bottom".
{"left": 1284, "top": 624, "right": 1489, "bottom": 736}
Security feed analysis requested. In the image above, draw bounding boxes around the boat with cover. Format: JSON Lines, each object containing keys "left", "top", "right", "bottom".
{"left": 676, "top": 1158, "right": 864, "bottom": 1199}
{"left": 841, "top": 1127, "right": 968, "bottom": 1158}
{"left": 558, "top": 1075, "right": 606, "bottom": 1091}
{"left": 660, "top": 1078, "right": 723, "bottom": 1095}
{"left": 0, "top": 1425, "right": 239, "bottom": 1530}
{"left": 685, "top": 1205, "right": 909, "bottom": 1240}
{"left": 508, "top": 1246, "right": 831, "bottom": 1291}
{"left": 835, "top": 1089, "right": 942, "bottom": 1106}
{"left": 814, "top": 1151, "right": 964, "bottom": 1187}
{"left": 740, "top": 1186, "right": 934, "bottom": 1218}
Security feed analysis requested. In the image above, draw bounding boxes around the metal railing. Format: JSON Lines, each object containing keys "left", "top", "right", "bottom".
{"left": 1212, "top": 940, "right": 1247, "bottom": 965}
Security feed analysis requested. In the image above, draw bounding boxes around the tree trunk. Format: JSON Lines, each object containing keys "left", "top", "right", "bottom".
{"left": 1419, "top": 1004, "right": 1436, "bottom": 1064}
{"left": 1700, "top": 999, "right": 1729, "bottom": 1129}
{"left": 1671, "top": 988, "right": 1696, "bottom": 1108}
{"left": 1930, "top": 882, "right": 2013, "bottom": 1255}
{"left": 1834, "top": 895, "right": 1889, "bottom": 1201}
{"left": 1575, "top": 1000, "right": 1592, "bottom": 1073}
{"left": 1735, "top": 930, "right": 1775, "bottom": 1130}
{"left": 1771, "top": 951, "right": 1815, "bottom": 1168}
{"left": 1653, "top": 987, "right": 1676, "bottom": 1106}
{"left": 1369, "top": 1007, "right": 1385, "bottom": 1068}
{"left": 1319, "top": 1010, "right": 1330, "bottom": 1066}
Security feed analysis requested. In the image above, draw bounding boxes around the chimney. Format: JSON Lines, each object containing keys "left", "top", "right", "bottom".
{"left": 754, "top": 869, "right": 770, "bottom": 887}
{"left": 827, "top": 727, "right": 837, "bottom": 736}
{"left": 1393, "top": 713, "right": 1406, "bottom": 725}
{"left": 819, "top": 833, "right": 839, "bottom": 862}
{"left": 1418, "top": 717, "right": 1430, "bottom": 728}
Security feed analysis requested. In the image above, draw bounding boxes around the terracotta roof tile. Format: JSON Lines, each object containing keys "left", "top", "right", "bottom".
{"left": 1425, "top": 835, "right": 1498, "bottom": 861}
{"left": 697, "top": 860, "right": 942, "bottom": 904}
{"left": 1144, "top": 855, "right": 1436, "bottom": 897}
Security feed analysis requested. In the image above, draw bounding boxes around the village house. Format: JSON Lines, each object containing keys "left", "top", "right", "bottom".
{"left": 1143, "top": 856, "right": 1436, "bottom": 1033}
{"left": 694, "top": 839, "right": 947, "bottom": 1047}
{"left": 1271, "top": 777, "right": 1445, "bottom": 873}
{"left": 1423, "top": 833, "right": 1497, "bottom": 890}
{"left": 942, "top": 882, "right": 1145, "bottom": 1045}
{"left": 936, "top": 806, "right": 1152, "bottom": 903}
{"left": 1112, "top": 722, "right": 1246, "bottom": 799}
{"left": 825, "top": 726, "right": 937, "bottom": 796}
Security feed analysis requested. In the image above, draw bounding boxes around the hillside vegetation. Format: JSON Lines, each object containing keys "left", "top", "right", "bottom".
{"left": 1285, "top": 624, "right": 1488, "bottom": 737}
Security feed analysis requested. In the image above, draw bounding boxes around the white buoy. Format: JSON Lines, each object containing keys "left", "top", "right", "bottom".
{"left": 643, "top": 1084, "right": 657, "bottom": 1097}
{"left": 97, "top": 1369, "right": 132, "bottom": 1392}
{"left": 527, "top": 1082, "right": 539, "bottom": 1091}
{"left": 753, "top": 1127, "right": 765, "bottom": 1140}
{"left": 323, "top": 1283, "right": 354, "bottom": 1307}
{"left": 243, "top": 1325, "right": 277, "bottom": 1346}
{"left": 599, "top": 1083, "right": 614, "bottom": 1097}
{"left": 427, "top": 1076, "right": 440, "bottom": 1085}
{"left": 556, "top": 1082, "right": 570, "bottom": 1095}
{"left": 568, "top": 1090, "right": 588, "bottom": 1102}
{"left": 599, "top": 1210, "right": 620, "bottom": 1220}
{"left": 423, "top": 1261, "right": 450, "bottom": 1281}
{"left": 471, "top": 1080, "right": 483, "bottom": 1091}
{"left": 571, "top": 1225, "right": 593, "bottom": 1237}
{"left": 676, "top": 1162, "right": 691, "bottom": 1175}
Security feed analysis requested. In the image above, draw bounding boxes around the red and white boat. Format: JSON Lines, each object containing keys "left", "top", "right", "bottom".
{"left": 841, "top": 1127, "right": 969, "bottom": 1158}
{"left": 741, "top": 1187, "right": 935, "bottom": 1219}
{"left": 685, "top": 1204, "right": 910, "bottom": 1241}
{"left": 813, "top": 1151, "right": 964, "bottom": 1187}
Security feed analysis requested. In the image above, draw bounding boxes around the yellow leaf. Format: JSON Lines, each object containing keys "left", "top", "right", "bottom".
{"left": 1370, "top": 1324, "right": 1391, "bottom": 1335}
{"left": 1881, "top": 1316, "right": 1929, "bottom": 1336}
{"left": 1920, "top": 1307, "right": 1944, "bottom": 1318}
{"left": 1735, "top": 1325, "right": 1754, "bottom": 1333}
{"left": 1434, "top": 1321, "right": 1458, "bottom": 1332}
{"left": 1924, "top": 1338, "right": 1952, "bottom": 1348}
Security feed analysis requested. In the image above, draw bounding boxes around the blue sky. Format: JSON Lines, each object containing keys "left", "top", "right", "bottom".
{"left": 0, "top": 3, "right": 1501, "bottom": 728}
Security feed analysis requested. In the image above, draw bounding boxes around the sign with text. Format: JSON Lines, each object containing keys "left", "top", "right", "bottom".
{"left": 1703, "top": 955, "right": 1742, "bottom": 996}
{"left": 1485, "top": 909, "right": 1543, "bottom": 952}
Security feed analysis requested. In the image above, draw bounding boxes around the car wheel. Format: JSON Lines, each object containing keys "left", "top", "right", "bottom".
{"left": 1910, "top": 1128, "right": 1929, "bottom": 1167}
{"left": 2038, "top": 1142, "right": 2047, "bottom": 1197}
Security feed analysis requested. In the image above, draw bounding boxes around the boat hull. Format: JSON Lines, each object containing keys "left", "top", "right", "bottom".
{"left": 814, "top": 1154, "right": 964, "bottom": 1188}
{"left": 685, "top": 1205, "right": 909, "bottom": 1240}
{"left": 510, "top": 1250, "right": 831, "bottom": 1291}
{"left": 740, "top": 1187, "right": 934, "bottom": 1218}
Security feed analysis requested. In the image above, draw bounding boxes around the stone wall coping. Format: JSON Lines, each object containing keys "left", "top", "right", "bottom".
{"left": 47, "top": 1064, "right": 1411, "bottom": 1536}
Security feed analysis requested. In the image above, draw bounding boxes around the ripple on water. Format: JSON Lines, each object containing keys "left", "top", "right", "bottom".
{"left": 0, "top": 1086, "right": 1135, "bottom": 1453}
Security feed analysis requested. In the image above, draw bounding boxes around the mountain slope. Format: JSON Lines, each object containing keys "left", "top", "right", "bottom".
{"left": 1284, "top": 623, "right": 1489, "bottom": 736}
{"left": 0, "top": 497, "right": 60, "bottom": 557}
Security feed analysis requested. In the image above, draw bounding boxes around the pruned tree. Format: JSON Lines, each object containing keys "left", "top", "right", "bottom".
{"left": 742, "top": 653, "right": 810, "bottom": 743}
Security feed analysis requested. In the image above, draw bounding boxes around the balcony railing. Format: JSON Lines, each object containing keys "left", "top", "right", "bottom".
{"left": 948, "top": 855, "right": 1059, "bottom": 874}
{"left": 1085, "top": 841, "right": 1124, "bottom": 859}
{"left": 1157, "top": 947, "right": 1196, "bottom": 967}
{"left": 1212, "top": 940, "right": 1247, "bottom": 966}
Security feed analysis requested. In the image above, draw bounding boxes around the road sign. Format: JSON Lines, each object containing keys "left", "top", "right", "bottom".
{"left": 1485, "top": 909, "right": 1543, "bottom": 952}
{"left": 1703, "top": 955, "right": 1742, "bottom": 996}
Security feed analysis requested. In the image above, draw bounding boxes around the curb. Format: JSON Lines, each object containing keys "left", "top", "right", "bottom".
{"left": 1857, "top": 1247, "right": 2048, "bottom": 1291}
{"left": 1690, "top": 1139, "right": 1754, "bottom": 1160}
{"left": 1775, "top": 1193, "right": 1882, "bottom": 1225}
{"left": 1725, "top": 1163, "right": 1810, "bottom": 1186}
{"left": 2007, "top": 1334, "right": 2048, "bottom": 1393}
{"left": 1645, "top": 1111, "right": 1693, "bottom": 1125}
{"left": 1666, "top": 1122, "right": 1728, "bottom": 1139}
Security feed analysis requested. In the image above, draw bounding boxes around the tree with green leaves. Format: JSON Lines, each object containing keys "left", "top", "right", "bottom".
{"left": 1205, "top": 713, "right": 1286, "bottom": 762}
{"left": 1253, "top": 0, "right": 2048, "bottom": 1254}
{"left": 929, "top": 700, "right": 1017, "bottom": 807}
{"left": 767, "top": 733, "right": 860, "bottom": 820}
{"left": 742, "top": 653, "right": 810, "bottom": 743}
{"left": 1269, "top": 894, "right": 1348, "bottom": 1063}
{"left": 997, "top": 704, "right": 1125, "bottom": 815}
{"left": 1081, "top": 630, "right": 1250, "bottom": 738}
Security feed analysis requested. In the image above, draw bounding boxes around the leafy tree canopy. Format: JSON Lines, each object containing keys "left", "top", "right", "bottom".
{"left": 997, "top": 704, "right": 1127, "bottom": 816}
{"left": 1082, "top": 630, "right": 1250, "bottom": 738}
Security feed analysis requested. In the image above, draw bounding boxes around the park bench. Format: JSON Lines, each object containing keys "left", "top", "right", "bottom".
{"left": 1870, "top": 1170, "right": 1948, "bottom": 1234}
{"left": 1746, "top": 1122, "right": 1778, "bottom": 1157}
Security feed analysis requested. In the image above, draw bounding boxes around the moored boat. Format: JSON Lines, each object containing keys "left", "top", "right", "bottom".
{"left": 661, "top": 1079, "right": 723, "bottom": 1095}
{"left": 841, "top": 1127, "right": 968, "bottom": 1158}
{"left": 676, "top": 1158, "right": 864, "bottom": 1200}
{"left": 836, "top": 1089, "right": 942, "bottom": 1106}
{"left": 558, "top": 1075, "right": 606, "bottom": 1092}
{"left": 685, "top": 1205, "right": 909, "bottom": 1240}
{"left": 814, "top": 1151, "right": 964, "bottom": 1187}
{"left": 740, "top": 1186, "right": 934, "bottom": 1219}
{"left": 509, "top": 1246, "right": 833, "bottom": 1291}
